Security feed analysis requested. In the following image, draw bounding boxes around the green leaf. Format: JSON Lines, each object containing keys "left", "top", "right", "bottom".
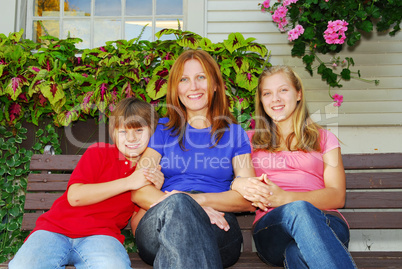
{"left": 341, "top": 68, "right": 351, "bottom": 80}
{"left": 357, "top": 20, "right": 373, "bottom": 33}
{"left": 32, "top": 142, "right": 42, "bottom": 151}
{"left": 9, "top": 206, "right": 20, "bottom": 217}
{"left": 347, "top": 31, "right": 361, "bottom": 47}
{"left": 303, "top": 27, "right": 315, "bottom": 40}
{"left": 223, "top": 33, "right": 249, "bottom": 54}
{"left": 7, "top": 221, "right": 19, "bottom": 231}
{"left": 291, "top": 41, "right": 306, "bottom": 57}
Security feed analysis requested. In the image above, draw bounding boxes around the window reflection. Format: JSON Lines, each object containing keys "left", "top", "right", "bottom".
{"left": 126, "top": 0, "right": 152, "bottom": 16}
{"left": 125, "top": 20, "right": 153, "bottom": 41}
{"left": 156, "top": 0, "right": 182, "bottom": 15}
{"left": 64, "top": 0, "right": 91, "bottom": 16}
{"left": 33, "top": 20, "right": 59, "bottom": 43}
{"left": 95, "top": 0, "right": 121, "bottom": 16}
{"left": 63, "top": 20, "right": 91, "bottom": 49}
{"left": 94, "top": 20, "right": 121, "bottom": 48}
{"left": 31, "top": 0, "right": 184, "bottom": 48}
{"left": 34, "top": 0, "right": 60, "bottom": 17}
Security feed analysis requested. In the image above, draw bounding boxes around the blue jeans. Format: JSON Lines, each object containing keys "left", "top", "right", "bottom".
{"left": 253, "top": 201, "right": 357, "bottom": 269}
{"left": 9, "top": 230, "right": 131, "bottom": 269}
{"left": 135, "top": 193, "right": 242, "bottom": 269}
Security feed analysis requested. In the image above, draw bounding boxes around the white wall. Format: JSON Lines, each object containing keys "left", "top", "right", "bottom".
{"left": 0, "top": 0, "right": 17, "bottom": 35}
{"left": 207, "top": 0, "right": 402, "bottom": 129}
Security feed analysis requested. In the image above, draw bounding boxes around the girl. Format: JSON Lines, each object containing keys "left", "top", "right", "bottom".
{"left": 231, "top": 66, "right": 357, "bottom": 268}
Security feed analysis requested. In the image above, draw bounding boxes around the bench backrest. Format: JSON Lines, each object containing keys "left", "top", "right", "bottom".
{"left": 22, "top": 153, "right": 402, "bottom": 253}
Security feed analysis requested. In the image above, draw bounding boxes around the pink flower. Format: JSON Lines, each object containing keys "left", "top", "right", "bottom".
{"left": 262, "top": 0, "right": 270, "bottom": 8}
{"left": 287, "top": 25, "right": 304, "bottom": 41}
{"left": 332, "top": 94, "right": 343, "bottom": 107}
{"left": 283, "top": 0, "right": 298, "bottom": 6}
{"left": 325, "top": 0, "right": 329, "bottom": 2}
{"left": 272, "top": 6, "right": 289, "bottom": 31}
{"left": 324, "top": 20, "right": 348, "bottom": 45}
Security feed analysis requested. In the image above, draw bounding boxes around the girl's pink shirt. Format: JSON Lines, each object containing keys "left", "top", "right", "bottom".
{"left": 247, "top": 129, "right": 347, "bottom": 225}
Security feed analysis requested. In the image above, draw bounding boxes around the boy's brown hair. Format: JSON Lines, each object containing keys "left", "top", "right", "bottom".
{"left": 108, "top": 98, "right": 159, "bottom": 144}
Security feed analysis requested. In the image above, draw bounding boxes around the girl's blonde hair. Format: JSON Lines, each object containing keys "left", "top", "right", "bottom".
{"left": 252, "top": 65, "right": 321, "bottom": 152}
{"left": 165, "top": 49, "right": 236, "bottom": 149}
{"left": 109, "top": 98, "right": 159, "bottom": 144}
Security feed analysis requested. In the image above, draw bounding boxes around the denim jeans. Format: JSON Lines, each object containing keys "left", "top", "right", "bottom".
{"left": 253, "top": 201, "right": 357, "bottom": 269}
{"left": 135, "top": 193, "right": 242, "bottom": 269}
{"left": 9, "top": 230, "right": 131, "bottom": 269}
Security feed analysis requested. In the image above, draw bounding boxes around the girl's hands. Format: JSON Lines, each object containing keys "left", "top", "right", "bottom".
{"left": 233, "top": 174, "right": 290, "bottom": 211}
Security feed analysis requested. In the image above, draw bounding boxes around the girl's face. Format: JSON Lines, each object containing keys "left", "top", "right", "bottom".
{"left": 260, "top": 72, "right": 301, "bottom": 126}
{"left": 115, "top": 126, "right": 151, "bottom": 162}
{"left": 177, "top": 59, "right": 211, "bottom": 119}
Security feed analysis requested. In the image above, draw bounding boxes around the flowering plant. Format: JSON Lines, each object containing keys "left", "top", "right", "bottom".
{"left": 259, "top": 0, "right": 401, "bottom": 106}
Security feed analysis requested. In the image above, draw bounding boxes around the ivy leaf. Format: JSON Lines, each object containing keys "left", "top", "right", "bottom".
{"left": 7, "top": 221, "right": 19, "bottom": 231}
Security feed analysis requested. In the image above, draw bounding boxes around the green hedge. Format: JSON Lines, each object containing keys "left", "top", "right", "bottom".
{"left": 1, "top": 29, "right": 270, "bottom": 129}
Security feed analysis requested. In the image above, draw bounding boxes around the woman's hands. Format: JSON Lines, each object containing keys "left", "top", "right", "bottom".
{"left": 150, "top": 191, "right": 230, "bottom": 231}
{"left": 202, "top": 206, "right": 230, "bottom": 231}
{"left": 232, "top": 174, "right": 290, "bottom": 211}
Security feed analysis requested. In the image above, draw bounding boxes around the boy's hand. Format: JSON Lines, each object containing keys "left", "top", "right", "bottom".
{"left": 126, "top": 168, "right": 152, "bottom": 190}
{"left": 144, "top": 165, "right": 164, "bottom": 189}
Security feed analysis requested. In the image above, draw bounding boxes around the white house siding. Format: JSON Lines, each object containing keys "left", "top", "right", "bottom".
{"left": 207, "top": 0, "right": 402, "bottom": 253}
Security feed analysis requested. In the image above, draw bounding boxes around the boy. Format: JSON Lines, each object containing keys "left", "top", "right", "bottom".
{"left": 10, "top": 98, "right": 162, "bottom": 269}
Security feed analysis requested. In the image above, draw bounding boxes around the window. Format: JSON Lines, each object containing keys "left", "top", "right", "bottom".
{"left": 26, "top": 0, "right": 184, "bottom": 49}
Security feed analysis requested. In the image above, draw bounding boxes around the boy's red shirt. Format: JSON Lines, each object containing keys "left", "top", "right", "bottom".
{"left": 29, "top": 142, "right": 139, "bottom": 244}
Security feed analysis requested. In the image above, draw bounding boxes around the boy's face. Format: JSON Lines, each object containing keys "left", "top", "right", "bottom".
{"left": 115, "top": 126, "right": 151, "bottom": 162}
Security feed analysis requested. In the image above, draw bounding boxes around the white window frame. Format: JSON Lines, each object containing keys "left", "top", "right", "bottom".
{"left": 25, "top": 0, "right": 190, "bottom": 48}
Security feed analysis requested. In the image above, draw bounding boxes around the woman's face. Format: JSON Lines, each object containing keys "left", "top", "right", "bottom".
{"left": 177, "top": 59, "right": 211, "bottom": 119}
{"left": 260, "top": 72, "right": 301, "bottom": 125}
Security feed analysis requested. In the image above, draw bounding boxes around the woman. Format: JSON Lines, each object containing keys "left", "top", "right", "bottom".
{"left": 231, "top": 66, "right": 357, "bottom": 268}
{"left": 131, "top": 49, "right": 256, "bottom": 268}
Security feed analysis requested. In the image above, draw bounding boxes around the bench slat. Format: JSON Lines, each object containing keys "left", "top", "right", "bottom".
{"left": 344, "top": 191, "right": 402, "bottom": 209}
{"left": 27, "top": 174, "right": 70, "bottom": 191}
{"left": 30, "top": 154, "right": 81, "bottom": 171}
{"left": 346, "top": 172, "right": 402, "bottom": 189}
{"left": 342, "top": 153, "right": 402, "bottom": 170}
{"left": 342, "top": 212, "right": 402, "bottom": 229}
{"left": 24, "top": 193, "right": 63, "bottom": 210}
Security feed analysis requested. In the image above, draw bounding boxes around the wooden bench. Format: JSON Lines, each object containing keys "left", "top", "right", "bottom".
{"left": 1, "top": 152, "right": 402, "bottom": 268}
